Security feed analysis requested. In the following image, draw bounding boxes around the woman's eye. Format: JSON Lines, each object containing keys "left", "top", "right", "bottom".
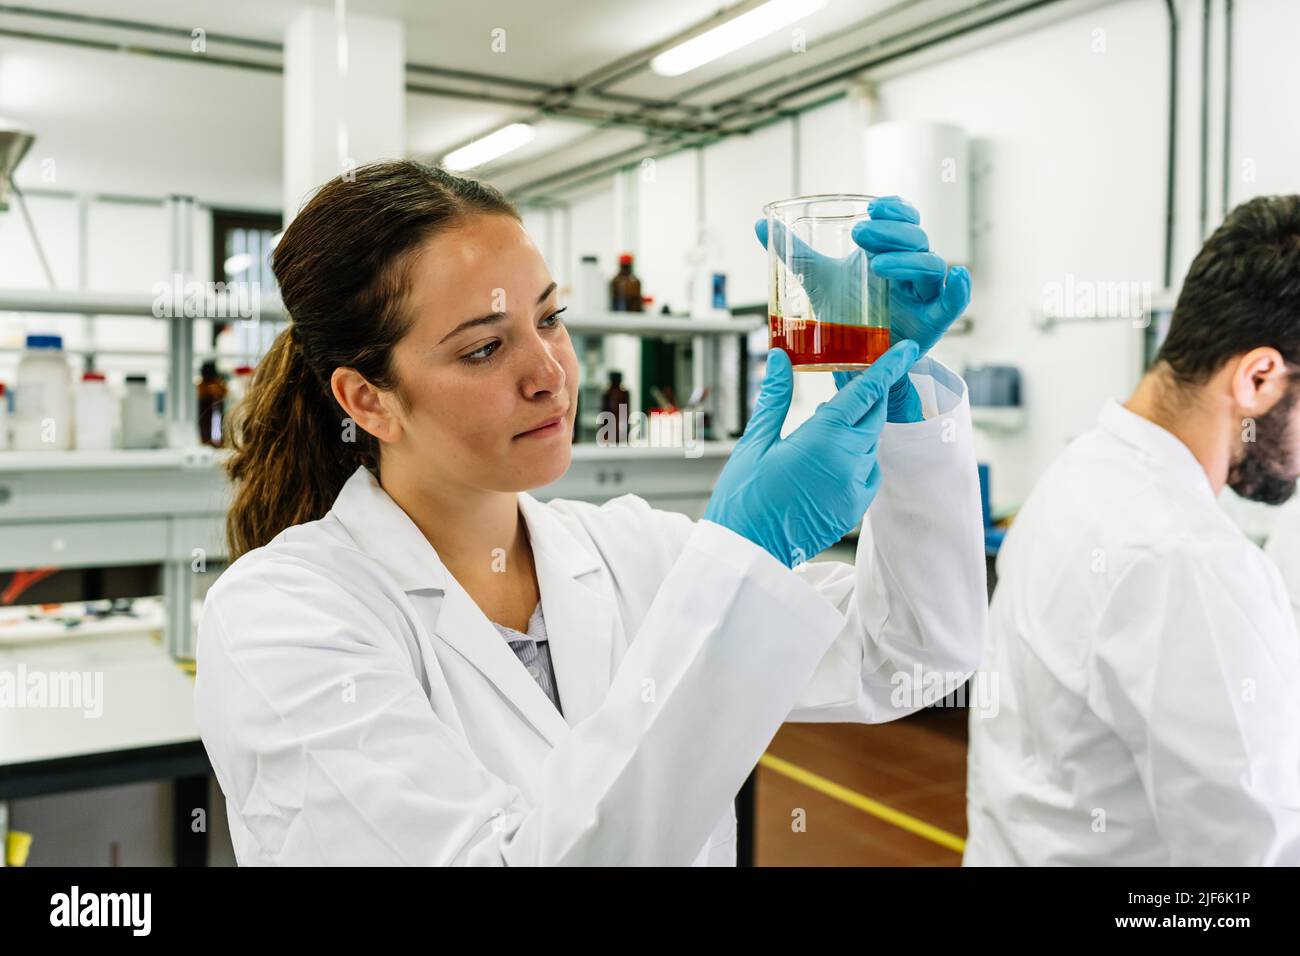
{"left": 461, "top": 308, "right": 565, "bottom": 365}
{"left": 463, "top": 341, "right": 500, "bottom": 364}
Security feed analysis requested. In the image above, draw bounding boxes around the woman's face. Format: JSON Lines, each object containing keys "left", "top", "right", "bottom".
{"left": 385, "top": 213, "right": 579, "bottom": 492}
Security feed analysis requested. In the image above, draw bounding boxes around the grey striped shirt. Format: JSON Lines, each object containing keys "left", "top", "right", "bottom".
{"left": 490, "top": 602, "right": 563, "bottom": 715}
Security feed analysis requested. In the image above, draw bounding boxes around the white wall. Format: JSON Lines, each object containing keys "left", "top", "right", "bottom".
{"left": 568, "top": 185, "right": 617, "bottom": 276}
{"left": 870, "top": 0, "right": 1168, "bottom": 510}
{"left": 636, "top": 149, "right": 700, "bottom": 314}
{"left": 873, "top": 0, "right": 1300, "bottom": 514}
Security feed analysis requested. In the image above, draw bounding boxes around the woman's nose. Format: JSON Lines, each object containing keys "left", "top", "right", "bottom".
{"left": 519, "top": 336, "right": 567, "bottom": 396}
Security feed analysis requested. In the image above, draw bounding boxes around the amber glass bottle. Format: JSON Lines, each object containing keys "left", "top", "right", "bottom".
{"left": 197, "top": 360, "right": 227, "bottom": 447}
{"left": 609, "top": 253, "right": 643, "bottom": 312}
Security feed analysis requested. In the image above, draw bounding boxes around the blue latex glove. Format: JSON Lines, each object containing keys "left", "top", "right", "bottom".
{"left": 704, "top": 340, "right": 919, "bottom": 569}
{"left": 754, "top": 195, "right": 971, "bottom": 423}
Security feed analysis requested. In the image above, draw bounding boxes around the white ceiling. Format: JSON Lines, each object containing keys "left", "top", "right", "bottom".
{"left": 0, "top": 0, "right": 1080, "bottom": 205}
{"left": 0, "top": 34, "right": 284, "bottom": 207}
{"left": 12, "top": 0, "right": 887, "bottom": 84}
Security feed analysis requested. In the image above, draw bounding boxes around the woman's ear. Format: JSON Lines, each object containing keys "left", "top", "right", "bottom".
{"left": 331, "top": 367, "right": 401, "bottom": 444}
{"left": 1231, "top": 346, "right": 1290, "bottom": 415}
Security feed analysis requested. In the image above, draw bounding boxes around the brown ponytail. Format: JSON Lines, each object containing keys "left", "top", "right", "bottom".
{"left": 223, "top": 160, "right": 520, "bottom": 561}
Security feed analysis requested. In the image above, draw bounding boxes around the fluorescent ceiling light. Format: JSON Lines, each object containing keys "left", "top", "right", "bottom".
{"left": 442, "top": 123, "right": 536, "bottom": 171}
{"left": 650, "top": 0, "right": 827, "bottom": 77}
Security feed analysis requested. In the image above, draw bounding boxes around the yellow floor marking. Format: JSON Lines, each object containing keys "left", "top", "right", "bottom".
{"left": 759, "top": 752, "right": 966, "bottom": 854}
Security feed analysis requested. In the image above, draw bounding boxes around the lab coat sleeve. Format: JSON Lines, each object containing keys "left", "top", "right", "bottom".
{"left": 1089, "top": 543, "right": 1300, "bottom": 865}
{"left": 782, "top": 357, "right": 988, "bottom": 722}
{"left": 195, "top": 523, "right": 848, "bottom": 866}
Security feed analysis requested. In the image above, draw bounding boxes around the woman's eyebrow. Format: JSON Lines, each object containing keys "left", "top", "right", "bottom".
{"left": 439, "top": 281, "right": 558, "bottom": 345}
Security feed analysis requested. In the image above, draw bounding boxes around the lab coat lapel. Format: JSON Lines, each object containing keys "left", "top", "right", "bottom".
{"left": 517, "top": 492, "right": 618, "bottom": 729}
{"left": 328, "top": 465, "right": 571, "bottom": 748}
{"left": 429, "top": 578, "right": 573, "bottom": 748}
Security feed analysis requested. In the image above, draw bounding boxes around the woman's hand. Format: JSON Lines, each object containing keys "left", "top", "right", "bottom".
{"left": 704, "top": 340, "right": 918, "bottom": 569}
{"left": 754, "top": 196, "right": 971, "bottom": 423}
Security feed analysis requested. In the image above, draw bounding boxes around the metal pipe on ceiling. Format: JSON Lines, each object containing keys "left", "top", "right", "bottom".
{"left": 0, "top": 3, "right": 280, "bottom": 50}
{"left": 405, "top": 62, "right": 712, "bottom": 117}
{"left": 0, "top": 2, "right": 757, "bottom": 125}
{"left": 718, "top": 0, "right": 1070, "bottom": 113}
{"left": 0, "top": 25, "right": 282, "bottom": 71}
{"left": 0, "top": 0, "right": 1039, "bottom": 140}
{"left": 505, "top": 0, "right": 1076, "bottom": 201}
{"left": 668, "top": 0, "right": 931, "bottom": 105}
{"left": 1, "top": 0, "right": 1089, "bottom": 205}
{"left": 561, "top": 0, "right": 773, "bottom": 94}
{"left": 491, "top": 0, "right": 1076, "bottom": 196}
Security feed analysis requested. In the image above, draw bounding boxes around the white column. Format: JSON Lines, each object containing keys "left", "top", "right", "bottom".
{"left": 283, "top": 6, "right": 405, "bottom": 224}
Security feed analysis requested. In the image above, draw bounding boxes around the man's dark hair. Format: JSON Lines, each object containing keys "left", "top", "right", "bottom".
{"left": 1156, "top": 194, "right": 1300, "bottom": 385}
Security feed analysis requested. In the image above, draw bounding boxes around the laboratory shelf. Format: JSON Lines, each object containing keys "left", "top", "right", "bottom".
{"left": 0, "top": 346, "right": 256, "bottom": 361}
{"left": 562, "top": 313, "right": 763, "bottom": 335}
{"left": 0, "top": 288, "right": 287, "bottom": 322}
{"left": 0, "top": 438, "right": 738, "bottom": 658}
{"left": 568, "top": 439, "right": 737, "bottom": 460}
{"left": 537, "top": 440, "right": 732, "bottom": 514}
{"left": 0, "top": 448, "right": 228, "bottom": 524}
{"left": 0, "top": 447, "right": 220, "bottom": 473}
{"left": 1, "top": 269, "right": 754, "bottom": 664}
{"left": 0, "top": 448, "right": 230, "bottom": 661}
{"left": 0, "top": 441, "right": 734, "bottom": 522}
{"left": 0, "top": 288, "right": 763, "bottom": 336}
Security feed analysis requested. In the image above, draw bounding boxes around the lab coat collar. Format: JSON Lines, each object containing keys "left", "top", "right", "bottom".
{"left": 328, "top": 465, "right": 604, "bottom": 590}
{"left": 329, "top": 464, "right": 449, "bottom": 592}
{"left": 1097, "top": 400, "right": 1216, "bottom": 499}
{"left": 329, "top": 465, "right": 614, "bottom": 744}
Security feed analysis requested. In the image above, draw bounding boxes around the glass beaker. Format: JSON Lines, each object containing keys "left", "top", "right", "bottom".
{"left": 763, "top": 193, "right": 890, "bottom": 371}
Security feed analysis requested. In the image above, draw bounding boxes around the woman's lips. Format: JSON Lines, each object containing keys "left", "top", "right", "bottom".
{"left": 515, "top": 414, "right": 566, "bottom": 439}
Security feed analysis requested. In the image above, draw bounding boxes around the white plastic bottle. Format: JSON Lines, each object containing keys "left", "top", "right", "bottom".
{"left": 225, "top": 364, "right": 254, "bottom": 409}
{"left": 74, "top": 371, "right": 117, "bottom": 451}
{"left": 574, "top": 255, "right": 605, "bottom": 314}
{"left": 221, "top": 364, "right": 254, "bottom": 445}
{"left": 12, "top": 334, "right": 73, "bottom": 451}
{"left": 121, "top": 374, "right": 159, "bottom": 450}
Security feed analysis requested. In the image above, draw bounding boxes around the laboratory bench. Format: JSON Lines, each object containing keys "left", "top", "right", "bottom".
{"left": 0, "top": 629, "right": 210, "bottom": 866}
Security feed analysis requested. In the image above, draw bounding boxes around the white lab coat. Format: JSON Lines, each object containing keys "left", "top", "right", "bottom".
{"left": 965, "top": 400, "right": 1300, "bottom": 866}
{"left": 1264, "top": 496, "right": 1300, "bottom": 621}
{"left": 195, "top": 358, "right": 985, "bottom": 866}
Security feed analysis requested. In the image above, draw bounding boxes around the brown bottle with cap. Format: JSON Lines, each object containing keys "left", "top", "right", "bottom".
{"left": 609, "top": 253, "right": 643, "bottom": 312}
{"left": 197, "top": 360, "right": 227, "bottom": 447}
{"left": 600, "top": 370, "right": 631, "bottom": 445}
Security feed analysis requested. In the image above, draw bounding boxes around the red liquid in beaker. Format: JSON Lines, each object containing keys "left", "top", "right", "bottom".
{"left": 769, "top": 316, "right": 890, "bottom": 370}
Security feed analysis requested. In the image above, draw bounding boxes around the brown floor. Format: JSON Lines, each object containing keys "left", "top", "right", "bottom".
{"left": 756, "top": 706, "right": 970, "bottom": 866}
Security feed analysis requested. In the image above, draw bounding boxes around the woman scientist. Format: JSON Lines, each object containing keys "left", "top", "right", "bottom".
{"left": 194, "top": 160, "right": 985, "bottom": 866}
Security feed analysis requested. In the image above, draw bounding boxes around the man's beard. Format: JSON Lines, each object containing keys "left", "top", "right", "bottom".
{"left": 1227, "top": 386, "right": 1300, "bottom": 504}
